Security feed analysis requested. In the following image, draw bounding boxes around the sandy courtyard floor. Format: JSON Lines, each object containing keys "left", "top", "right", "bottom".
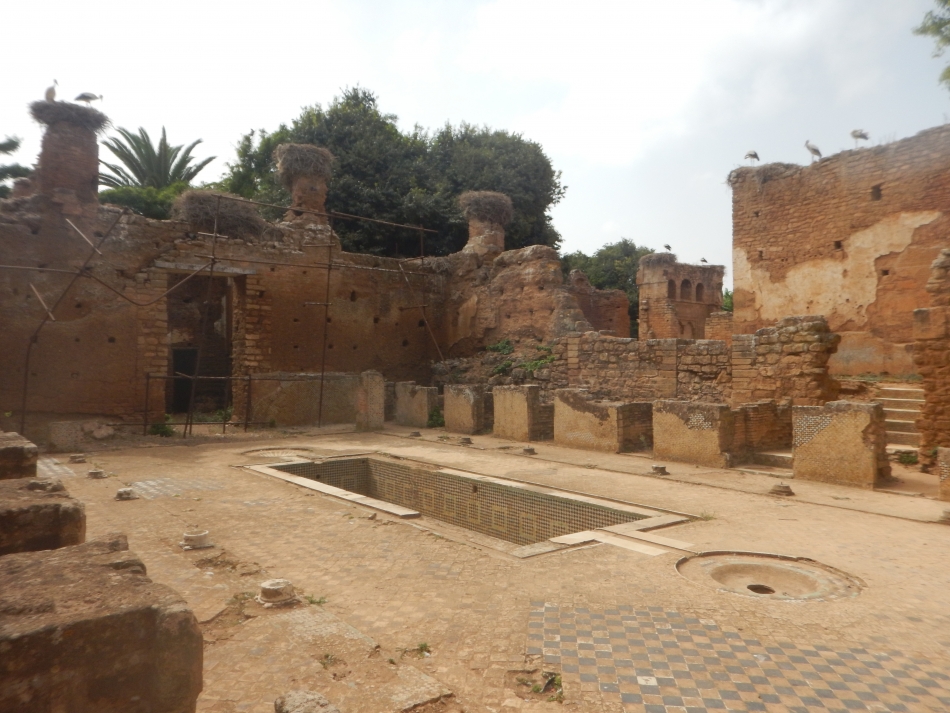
{"left": 47, "top": 426, "right": 950, "bottom": 713}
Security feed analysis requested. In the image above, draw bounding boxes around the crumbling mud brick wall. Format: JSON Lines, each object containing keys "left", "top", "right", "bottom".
{"left": 792, "top": 401, "right": 891, "bottom": 488}
{"left": 730, "top": 316, "right": 840, "bottom": 406}
{"left": 729, "top": 125, "right": 950, "bottom": 376}
{"left": 493, "top": 385, "right": 553, "bottom": 441}
{"left": 0, "top": 432, "right": 38, "bottom": 479}
{"left": 553, "top": 389, "right": 652, "bottom": 452}
{"left": 355, "top": 370, "right": 385, "bottom": 432}
{"left": 0, "top": 534, "right": 203, "bottom": 713}
{"left": 653, "top": 401, "right": 735, "bottom": 467}
{"left": 248, "top": 372, "right": 361, "bottom": 427}
{"left": 636, "top": 253, "right": 724, "bottom": 339}
{"left": 705, "top": 311, "right": 734, "bottom": 345}
{"left": 0, "top": 477, "right": 85, "bottom": 556}
{"left": 913, "top": 249, "right": 950, "bottom": 469}
{"left": 731, "top": 401, "right": 792, "bottom": 456}
{"left": 564, "top": 270, "right": 631, "bottom": 337}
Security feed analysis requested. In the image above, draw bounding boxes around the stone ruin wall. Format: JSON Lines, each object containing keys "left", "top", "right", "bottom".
{"left": 729, "top": 124, "right": 950, "bottom": 376}
{"left": 542, "top": 315, "right": 839, "bottom": 407}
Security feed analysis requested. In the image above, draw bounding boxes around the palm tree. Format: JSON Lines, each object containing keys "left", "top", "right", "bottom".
{"left": 99, "top": 127, "right": 215, "bottom": 188}
{"left": 0, "top": 136, "right": 31, "bottom": 199}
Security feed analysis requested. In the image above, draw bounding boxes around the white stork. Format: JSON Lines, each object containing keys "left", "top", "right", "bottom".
{"left": 45, "top": 80, "right": 57, "bottom": 102}
{"left": 805, "top": 140, "right": 822, "bottom": 162}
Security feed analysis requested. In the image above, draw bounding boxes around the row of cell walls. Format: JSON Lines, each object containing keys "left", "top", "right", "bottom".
{"left": 164, "top": 274, "right": 232, "bottom": 414}
{"left": 254, "top": 256, "right": 441, "bottom": 383}
{"left": 0, "top": 222, "right": 170, "bottom": 437}
{"left": 729, "top": 124, "right": 950, "bottom": 376}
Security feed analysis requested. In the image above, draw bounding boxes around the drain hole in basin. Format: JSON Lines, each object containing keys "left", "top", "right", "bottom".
{"left": 747, "top": 584, "right": 775, "bottom": 595}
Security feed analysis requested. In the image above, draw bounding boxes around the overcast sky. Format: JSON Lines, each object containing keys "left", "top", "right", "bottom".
{"left": 3, "top": 0, "right": 947, "bottom": 283}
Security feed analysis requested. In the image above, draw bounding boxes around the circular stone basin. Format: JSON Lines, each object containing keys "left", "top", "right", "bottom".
{"left": 676, "top": 551, "right": 863, "bottom": 601}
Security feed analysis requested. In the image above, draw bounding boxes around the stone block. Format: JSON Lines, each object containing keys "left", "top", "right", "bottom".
{"left": 0, "top": 534, "right": 202, "bottom": 713}
{"left": 394, "top": 382, "right": 438, "bottom": 428}
{"left": 251, "top": 373, "right": 360, "bottom": 426}
{"left": 653, "top": 401, "right": 735, "bottom": 468}
{"left": 492, "top": 385, "right": 553, "bottom": 442}
{"left": 444, "top": 384, "right": 489, "bottom": 435}
{"left": 0, "top": 432, "right": 38, "bottom": 479}
{"left": 792, "top": 401, "right": 890, "bottom": 488}
{"left": 0, "top": 478, "right": 85, "bottom": 556}
{"left": 554, "top": 390, "right": 652, "bottom": 453}
{"left": 355, "top": 371, "right": 385, "bottom": 432}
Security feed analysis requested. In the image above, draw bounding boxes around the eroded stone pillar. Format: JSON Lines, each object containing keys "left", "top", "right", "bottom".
{"left": 459, "top": 191, "right": 513, "bottom": 258}
{"left": 274, "top": 143, "right": 334, "bottom": 224}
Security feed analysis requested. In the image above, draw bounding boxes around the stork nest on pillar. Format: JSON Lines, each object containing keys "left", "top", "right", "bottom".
{"left": 29, "top": 101, "right": 109, "bottom": 133}
{"left": 459, "top": 191, "right": 513, "bottom": 226}
{"left": 274, "top": 144, "right": 335, "bottom": 188}
{"left": 172, "top": 190, "right": 266, "bottom": 240}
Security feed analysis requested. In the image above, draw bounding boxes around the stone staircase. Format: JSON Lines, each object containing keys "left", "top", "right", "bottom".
{"left": 877, "top": 385, "right": 924, "bottom": 447}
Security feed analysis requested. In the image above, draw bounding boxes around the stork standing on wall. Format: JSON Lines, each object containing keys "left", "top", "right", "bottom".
{"left": 45, "top": 80, "right": 57, "bottom": 102}
{"left": 700, "top": 258, "right": 708, "bottom": 264}
{"left": 851, "top": 129, "right": 869, "bottom": 148}
{"left": 805, "top": 140, "right": 822, "bottom": 162}
{"left": 745, "top": 150, "right": 759, "bottom": 164}
{"left": 75, "top": 93, "right": 103, "bottom": 105}
{"left": 663, "top": 244, "right": 672, "bottom": 252}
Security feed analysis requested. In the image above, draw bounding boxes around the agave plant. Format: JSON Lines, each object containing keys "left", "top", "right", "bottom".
{"left": 99, "top": 127, "right": 215, "bottom": 189}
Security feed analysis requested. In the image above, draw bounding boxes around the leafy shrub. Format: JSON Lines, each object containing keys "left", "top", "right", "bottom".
{"left": 486, "top": 338, "right": 514, "bottom": 355}
{"left": 149, "top": 414, "right": 175, "bottom": 437}
{"left": 491, "top": 360, "right": 513, "bottom": 375}
{"left": 897, "top": 451, "right": 919, "bottom": 465}
{"left": 427, "top": 408, "right": 445, "bottom": 428}
{"left": 99, "top": 182, "right": 188, "bottom": 220}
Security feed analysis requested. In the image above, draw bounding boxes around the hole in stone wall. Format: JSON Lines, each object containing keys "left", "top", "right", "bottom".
{"left": 402, "top": 339, "right": 409, "bottom": 347}
{"left": 293, "top": 318, "right": 299, "bottom": 322}
{"left": 352, "top": 345, "right": 358, "bottom": 350}
{"left": 302, "top": 270, "right": 308, "bottom": 275}
{"left": 270, "top": 267, "right": 276, "bottom": 272}
{"left": 834, "top": 241, "right": 843, "bottom": 250}
{"left": 328, "top": 343, "right": 334, "bottom": 349}
{"left": 326, "top": 317, "right": 332, "bottom": 323}
{"left": 350, "top": 291, "right": 357, "bottom": 302}
{"left": 74, "top": 337, "right": 80, "bottom": 342}
{"left": 538, "top": 285, "right": 544, "bottom": 290}
{"left": 753, "top": 211, "right": 760, "bottom": 217}
{"left": 373, "top": 316, "right": 380, "bottom": 324}
{"left": 75, "top": 302, "right": 82, "bottom": 309}
{"left": 758, "top": 250, "right": 764, "bottom": 259}
{"left": 667, "top": 280, "right": 676, "bottom": 298}
{"left": 871, "top": 184, "right": 882, "bottom": 201}
{"left": 747, "top": 584, "right": 775, "bottom": 595}
{"left": 418, "top": 320, "right": 426, "bottom": 327}
{"left": 108, "top": 336, "right": 115, "bottom": 343}
{"left": 881, "top": 269, "right": 890, "bottom": 276}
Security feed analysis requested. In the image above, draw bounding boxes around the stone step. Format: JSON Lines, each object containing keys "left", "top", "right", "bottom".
{"left": 883, "top": 408, "right": 921, "bottom": 421}
{"left": 886, "top": 431, "right": 921, "bottom": 447}
{"left": 752, "top": 451, "right": 793, "bottom": 469}
{"left": 876, "top": 398, "right": 925, "bottom": 411}
{"left": 885, "top": 419, "right": 918, "bottom": 434}
{"left": 878, "top": 387, "right": 925, "bottom": 400}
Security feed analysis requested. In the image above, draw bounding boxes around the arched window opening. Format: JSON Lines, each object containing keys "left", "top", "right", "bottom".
{"left": 695, "top": 283, "right": 705, "bottom": 302}
{"left": 680, "top": 279, "right": 692, "bottom": 301}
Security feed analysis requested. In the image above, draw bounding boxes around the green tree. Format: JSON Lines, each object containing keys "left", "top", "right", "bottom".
{"left": 220, "top": 87, "right": 565, "bottom": 256}
{"left": 99, "top": 127, "right": 215, "bottom": 188}
{"left": 0, "top": 136, "right": 31, "bottom": 199}
{"left": 562, "top": 239, "right": 654, "bottom": 336}
{"left": 915, "top": 0, "right": 950, "bottom": 89}
{"left": 97, "top": 182, "right": 189, "bottom": 219}
{"left": 722, "top": 288, "right": 734, "bottom": 312}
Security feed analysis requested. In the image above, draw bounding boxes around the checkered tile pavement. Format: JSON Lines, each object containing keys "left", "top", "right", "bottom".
{"left": 528, "top": 604, "right": 950, "bottom": 712}
{"left": 36, "top": 457, "right": 76, "bottom": 479}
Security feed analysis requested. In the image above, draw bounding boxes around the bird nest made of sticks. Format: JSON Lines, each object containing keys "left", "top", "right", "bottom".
{"left": 172, "top": 190, "right": 266, "bottom": 240}
{"left": 274, "top": 144, "right": 335, "bottom": 188}
{"left": 29, "top": 101, "right": 109, "bottom": 134}
{"left": 458, "top": 191, "right": 513, "bottom": 226}
{"left": 727, "top": 162, "right": 800, "bottom": 188}
{"left": 639, "top": 252, "right": 678, "bottom": 267}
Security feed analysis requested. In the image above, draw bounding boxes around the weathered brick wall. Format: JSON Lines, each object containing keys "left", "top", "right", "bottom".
{"left": 653, "top": 401, "right": 735, "bottom": 467}
{"left": 705, "top": 311, "right": 734, "bottom": 345}
{"left": 937, "top": 447, "right": 950, "bottom": 502}
{"left": 732, "top": 401, "right": 792, "bottom": 455}
{"left": 792, "top": 401, "right": 891, "bottom": 488}
{"left": 493, "top": 385, "right": 553, "bottom": 441}
{"left": 729, "top": 125, "right": 950, "bottom": 376}
{"left": 636, "top": 253, "right": 724, "bottom": 339}
{"left": 553, "top": 389, "right": 652, "bottom": 453}
{"left": 912, "top": 248, "right": 950, "bottom": 468}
